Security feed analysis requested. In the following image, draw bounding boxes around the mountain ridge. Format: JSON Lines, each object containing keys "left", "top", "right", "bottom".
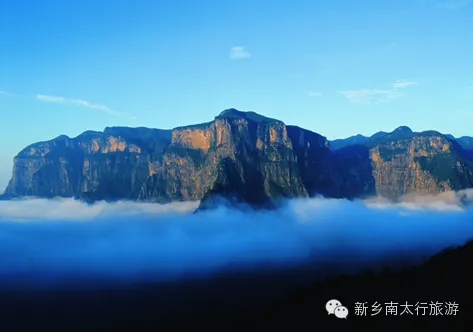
{"left": 2, "top": 109, "right": 473, "bottom": 208}
{"left": 331, "top": 127, "right": 473, "bottom": 151}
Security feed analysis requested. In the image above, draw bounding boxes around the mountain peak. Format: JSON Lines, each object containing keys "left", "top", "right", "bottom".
{"left": 392, "top": 126, "right": 412, "bottom": 134}
{"left": 218, "top": 108, "right": 242, "bottom": 117}
{"left": 216, "top": 109, "right": 280, "bottom": 123}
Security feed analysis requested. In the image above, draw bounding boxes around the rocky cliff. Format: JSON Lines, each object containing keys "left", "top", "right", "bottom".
{"left": 4, "top": 127, "right": 172, "bottom": 201}
{"left": 138, "top": 109, "right": 313, "bottom": 208}
{"left": 329, "top": 126, "right": 473, "bottom": 200}
{"left": 364, "top": 127, "right": 473, "bottom": 199}
{"left": 3, "top": 109, "right": 473, "bottom": 206}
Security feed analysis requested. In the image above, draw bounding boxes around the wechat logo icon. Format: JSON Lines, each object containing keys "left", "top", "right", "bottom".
{"left": 326, "top": 299, "right": 349, "bottom": 319}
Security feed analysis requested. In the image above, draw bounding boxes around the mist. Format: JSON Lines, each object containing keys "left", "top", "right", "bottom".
{"left": 1, "top": 190, "right": 473, "bottom": 288}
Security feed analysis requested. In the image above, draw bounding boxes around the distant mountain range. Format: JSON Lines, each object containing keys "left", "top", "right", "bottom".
{"left": 330, "top": 129, "right": 473, "bottom": 152}
{"left": 2, "top": 109, "right": 473, "bottom": 209}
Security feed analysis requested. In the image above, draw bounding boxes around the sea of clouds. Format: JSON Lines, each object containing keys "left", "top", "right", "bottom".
{"left": 1, "top": 189, "right": 472, "bottom": 288}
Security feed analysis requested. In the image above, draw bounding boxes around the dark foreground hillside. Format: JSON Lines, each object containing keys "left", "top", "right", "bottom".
{"left": 251, "top": 240, "right": 473, "bottom": 331}
{"left": 1, "top": 239, "right": 473, "bottom": 332}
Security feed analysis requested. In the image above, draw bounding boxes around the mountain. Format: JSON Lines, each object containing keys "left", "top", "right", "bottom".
{"left": 251, "top": 237, "right": 473, "bottom": 331}
{"left": 333, "top": 130, "right": 473, "bottom": 154}
{"left": 332, "top": 129, "right": 473, "bottom": 150}
{"left": 3, "top": 127, "right": 172, "bottom": 201}
{"left": 440, "top": 134, "right": 473, "bottom": 151}
{"left": 361, "top": 126, "right": 473, "bottom": 198}
{"left": 3, "top": 109, "right": 373, "bottom": 208}
{"left": 329, "top": 126, "right": 412, "bottom": 151}
{"left": 329, "top": 134, "right": 368, "bottom": 151}
{"left": 456, "top": 136, "right": 473, "bottom": 151}
{"left": 328, "top": 126, "right": 473, "bottom": 199}
{"left": 3, "top": 110, "right": 473, "bottom": 206}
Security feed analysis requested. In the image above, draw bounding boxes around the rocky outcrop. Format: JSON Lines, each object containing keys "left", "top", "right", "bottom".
{"left": 327, "top": 127, "right": 473, "bottom": 200}
{"left": 365, "top": 128, "right": 473, "bottom": 199}
{"left": 4, "top": 109, "right": 340, "bottom": 207}
{"left": 3, "top": 110, "right": 473, "bottom": 206}
{"left": 4, "top": 127, "right": 172, "bottom": 201}
{"left": 138, "top": 109, "right": 318, "bottom": 207}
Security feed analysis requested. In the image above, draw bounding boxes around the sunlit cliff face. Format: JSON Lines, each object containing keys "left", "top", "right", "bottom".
{"left": 369, "top": 135, "right": 464, "bottom": 199}
{"left": 4, "top": 110, "right": 473, "bottom": 211}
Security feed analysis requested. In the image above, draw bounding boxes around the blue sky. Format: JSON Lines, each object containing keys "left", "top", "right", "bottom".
{"left": 1, "top": 0, "right": 473, "bottom": 188}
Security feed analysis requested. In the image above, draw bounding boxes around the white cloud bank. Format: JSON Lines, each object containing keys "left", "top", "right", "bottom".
{"left": 229, "top": 46, "right": 251, "bottom": 60}
{"left": 0, "top": 90, "right": 14, "bottom": 97}
{"left": 37, "top": 94, "right": 111, "bottom": 112}
{"left": 437, "top": 0, "right": 469, "bottom": 10}
{"left": 339, "top": 89, "right": 404, "bottom": 104}
{"left": 392, "top": 80, "right": 418, "bottom": 88}
{"left": 36, "top": 94, "right": 136, "bottom": 119}
{"left": 0, "top": 198, "right": 199, "bottom": 222}
{"left": 0, "top": 190, "right": 472, "bottom": 287}
{"left": 340, "top": 79, "right": 419, "bottom": 104}
{"left": 308, "top": 91, "right": 322, "bottom": 97}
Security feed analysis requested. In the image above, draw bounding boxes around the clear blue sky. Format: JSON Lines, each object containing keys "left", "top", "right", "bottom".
{"left": 1, "top": 0, "right": 473, "bottom": 189}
